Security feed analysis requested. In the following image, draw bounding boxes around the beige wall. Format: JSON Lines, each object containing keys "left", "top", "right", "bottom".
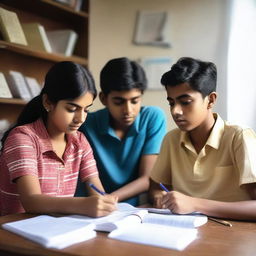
{"left": 89, "top": 0, "right": 227, "bottom": 130}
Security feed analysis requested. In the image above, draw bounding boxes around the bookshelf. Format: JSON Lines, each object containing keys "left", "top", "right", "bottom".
{"left": 0, "top": 0, "right": 89, "bottom": 124}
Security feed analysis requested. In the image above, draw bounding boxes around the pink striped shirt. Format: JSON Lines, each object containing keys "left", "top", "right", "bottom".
{"left": 0, "top": 119, "right": 98, "bottom": 215}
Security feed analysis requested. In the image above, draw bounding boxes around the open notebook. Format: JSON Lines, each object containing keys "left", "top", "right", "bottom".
{"left": 65, "top": 203, "right": 207, "bottom": 251}
{"left": 2, "top": 203, "right": 207, "bottom": 251}
{"left": 67, "top": 203, "right": 207, "bottom": 231}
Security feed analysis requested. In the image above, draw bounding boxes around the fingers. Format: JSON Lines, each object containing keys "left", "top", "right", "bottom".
{"left": 91, "top": 195, "right": 117, "bottom": 217}
{"left": 153, "top": 191, "right": 166, "bottom": 208}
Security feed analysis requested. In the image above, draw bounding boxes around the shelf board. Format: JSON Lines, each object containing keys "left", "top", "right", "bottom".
{"left": 0, "top": 40, "right": 87, "bottom": 66}
{"left": 41, "top": 0, "right": 88, "bottom": 18}
{"left": 0, "top": 98, "right": 28, "bottom": 105}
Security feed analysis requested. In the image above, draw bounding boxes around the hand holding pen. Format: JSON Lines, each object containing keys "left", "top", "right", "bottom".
{"left": 159, "top": 183, "right": 232, "bottom": 227}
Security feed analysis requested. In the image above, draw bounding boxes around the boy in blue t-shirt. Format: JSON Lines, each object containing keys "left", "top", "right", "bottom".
{"left": 76, "top": 57, "right": 166, "bottom": 205}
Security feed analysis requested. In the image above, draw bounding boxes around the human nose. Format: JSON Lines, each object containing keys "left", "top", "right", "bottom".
{"left": 171, "top": 103, "right": 183, "bottom": 116}
{"left": 74, "top": 110, "right": 87, "bottom": 124}
{"left": 123, "top": 102, "right": 132, "bottom": 114}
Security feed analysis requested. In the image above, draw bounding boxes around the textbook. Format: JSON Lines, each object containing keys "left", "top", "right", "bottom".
{"left": 6, "top": 71, "right": 32, "bottom": 100}
{"left": 67, "top": 203, "right": 208, "bottom": 231}
{"left": 46, "top": 29, "right": 78, "bottom": 56}
{"left": 2, "top": 215, "right": 96, "bottom": 249}
{"left": 21, "top": 23, "right": 52, "bottom": 53}
{"left": 0, "top": 7, "right": 27, "bottom": 45}
{"left": 24, "top": 76, "right": 42, "bottom": 98}
{"left": 64, "top": 203, "right": 207, "bottom": 250}
{"left": 0, "top": 72, "right": 13, "bottom": 98}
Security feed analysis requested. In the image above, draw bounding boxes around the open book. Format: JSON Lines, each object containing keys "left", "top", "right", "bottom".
{"left": 65, "top": 203, "right": 207, "bottom": 251}
{"left": 67, "top": 203, "right": 207, "bottom": 231}
{"left": 2, "top": 215, "right": 96, "bottom": 249}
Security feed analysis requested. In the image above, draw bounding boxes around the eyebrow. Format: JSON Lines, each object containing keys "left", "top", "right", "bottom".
{"left": 66, "top": 102, "right": 93, "bottom": 108}
{"left": 167, "top": 94, "right": 192, "bottom": 101}
{"left": 112, "top": 95, "right": 141, "bottom": 101}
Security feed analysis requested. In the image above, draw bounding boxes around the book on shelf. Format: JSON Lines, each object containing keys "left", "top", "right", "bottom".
{"left": 2, "top": 215, "right": 96, "bottom": 249}
{"left": 24, "top": 76, "right": 42, "bottom": 98}
{"left": 21, "top": 23, "right": 52, "bottom": 53}
{"left": 0, "top": 72, "right": 13, "bottom": 98}
{"left": 6, "top": 71, "right": 32, "bottom": 100}
{"left": 0, "top": 7, "right": 27, "bottom": 45}
{"left": 46, "top": 29, "right": 78, "bottom": 56}
{"left": 63, "top": 203, "right": 208, "bottom": 250}
{"left": 53, "top": 0, "right": 83, "bottom": 11}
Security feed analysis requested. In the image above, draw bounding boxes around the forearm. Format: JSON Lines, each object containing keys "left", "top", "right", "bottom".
{"left": 111, "top": 176, "right": 150, "bottom": 202}
{"left": 21, "top": 194, "right": 88, "bottom": 215}
{"left": 194, "top": 198, "right": 256, "bottom": 220}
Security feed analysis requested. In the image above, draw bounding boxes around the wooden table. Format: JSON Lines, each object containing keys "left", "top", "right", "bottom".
{"left": 0, "top": 213, "right": 256, "bottom": 256}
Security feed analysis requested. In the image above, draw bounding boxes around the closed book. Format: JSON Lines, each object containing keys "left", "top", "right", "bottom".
{"left": 46, "top": 29, "right": 78, "bottom": 56}
{"left": 22, "top": 23, "right": 52, "bottom": 53}
{"left": 24, "top": 76, "right": 42, "bottom": 98}
{"left": 2, "top": 215, "right": 96, "bottom": 249}
{"left": 0, "top": 72, "right": 13, "bottom": 98}
{"left": 6, "top": 71, "right": 32, "bottom": 100}
{"left": 0, "top": 7, "right": 27, "bottom": 45}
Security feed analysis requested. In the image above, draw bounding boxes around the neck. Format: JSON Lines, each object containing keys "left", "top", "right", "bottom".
{"left": 189, "top": 113, "right": 216, "bottom": 154}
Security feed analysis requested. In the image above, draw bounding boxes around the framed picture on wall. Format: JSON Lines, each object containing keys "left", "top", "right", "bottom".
{"left": 133, "top": 11, "right": 171, "bottom": 47}
{"left": 139, "top": 56, "right": 172, "bottom": 90}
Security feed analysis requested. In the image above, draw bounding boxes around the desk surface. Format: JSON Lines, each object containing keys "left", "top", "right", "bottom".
{"left": 0, "top": 214, "right": 256, "bottom": 256}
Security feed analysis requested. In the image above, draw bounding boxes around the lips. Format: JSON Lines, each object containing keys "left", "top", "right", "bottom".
{"left": 69, "top": 125, "right": 80, "bottom": 130}
{"left": 175, "top": 119, "right": 187, "bottom": 125}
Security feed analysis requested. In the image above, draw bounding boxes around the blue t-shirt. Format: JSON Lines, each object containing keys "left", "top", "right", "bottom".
{"left": 76, "top": 106, "right": 166, "bottom": 205}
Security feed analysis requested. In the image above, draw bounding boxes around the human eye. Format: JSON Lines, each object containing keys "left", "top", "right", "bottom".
{"left": 113, "top": 100, "right": 123, "bottom": 106}
{"left": 168, "top": 100, "right": 174, "bottom": 107}
{"left": 84, "top": 108, "right": 90, "bottom": 113}
{"left": 66, "top": 106, "right": 77, "bottom": 113}
{"left": 131, "top": 99, "right": 140, "bottom": 105}
{"left": 180, "top": 99, "right": 192, "bottom": 106}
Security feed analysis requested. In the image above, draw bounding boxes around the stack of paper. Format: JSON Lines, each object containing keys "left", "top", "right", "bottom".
{"left": 2, "top": 215, "right": 96, "bottom": 249}
{"left": 108, "top": 223, "right": 198, "bottom": 251}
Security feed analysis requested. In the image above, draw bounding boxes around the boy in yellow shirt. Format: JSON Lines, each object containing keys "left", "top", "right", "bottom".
{"left": 149, "top": 57, "right": 256, "bottom": 220}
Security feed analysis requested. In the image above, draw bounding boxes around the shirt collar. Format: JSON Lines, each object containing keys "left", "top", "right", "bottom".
{"left": 180, "top": 113, "right": 224, "bottom": 150}
{"left": 99, "top": 108, "right": 140, "bottom": 138}
{"left": 33, "top": 119, "right": 79, "bottom": 153}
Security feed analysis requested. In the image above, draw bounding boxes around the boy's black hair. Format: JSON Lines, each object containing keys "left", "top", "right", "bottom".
{"left": 100, "top": 57, "right": 147, "bottom": 95}
{"left": 161, "top": 57, "right": 217, "bottom": 97}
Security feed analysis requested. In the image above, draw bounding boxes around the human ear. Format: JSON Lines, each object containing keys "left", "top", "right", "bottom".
{"left": 207, "top": 92, "right": 217, "bottom": 109}
{"left": 42, "top": 94, "right": 53, "bottom": 112}
{"left": 99, "top": 92, "right": 107, "bottom": 106}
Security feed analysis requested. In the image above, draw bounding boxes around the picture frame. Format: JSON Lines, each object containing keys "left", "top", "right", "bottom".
{"left": 133, "top": 11, "right": 171, "bottom": 47}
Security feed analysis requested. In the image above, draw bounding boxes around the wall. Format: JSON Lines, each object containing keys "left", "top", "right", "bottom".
{"left": 89, "top": 0, "right": 228, "bottom": 130}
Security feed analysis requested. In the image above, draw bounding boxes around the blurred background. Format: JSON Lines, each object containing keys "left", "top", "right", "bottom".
{"left": 89, "top": 0, "right": 256, "bottom": 131}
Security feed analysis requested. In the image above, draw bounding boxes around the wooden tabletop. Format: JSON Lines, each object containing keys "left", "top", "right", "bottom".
{"left": 0, "top": 213, "right": 256, "bottom": 256}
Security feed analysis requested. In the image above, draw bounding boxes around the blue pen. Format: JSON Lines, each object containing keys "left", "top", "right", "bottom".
{"left": 89, "top": 183, "right": 106, "bottom": 195}
{"left": 159, "top": 183, "right": 169, "bottom": 192}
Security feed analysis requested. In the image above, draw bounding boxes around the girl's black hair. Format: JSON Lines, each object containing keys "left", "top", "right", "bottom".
{"left": 1, "top": 61, "right": 97, "bottom": 147}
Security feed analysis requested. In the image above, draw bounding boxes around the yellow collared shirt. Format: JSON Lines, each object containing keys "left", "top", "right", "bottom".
{"left": 150, "top": 113, "right": 256, "bottom": 201}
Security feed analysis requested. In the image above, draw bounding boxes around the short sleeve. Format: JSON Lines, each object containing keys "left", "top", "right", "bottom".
{"left": 142, "top": 107, "right": 167, "bottom": 155}
{"left": 150, "top": 132, "right": 172, "bottom": 185}
{"left": 78, "top": 133, "right": 99, "bottom": 182}
{"left": 233, "top": 128, "right": 256, "bottom": 185}
{"left": 3, "top": 129, "right": 39, "bottom": 182}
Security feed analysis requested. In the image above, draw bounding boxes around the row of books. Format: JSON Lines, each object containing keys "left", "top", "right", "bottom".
{"left": 0, "top": 7, "right": 78, "bottom": 56}
{"left": 0, "top": 71, "right": 41, "bottom": 100}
